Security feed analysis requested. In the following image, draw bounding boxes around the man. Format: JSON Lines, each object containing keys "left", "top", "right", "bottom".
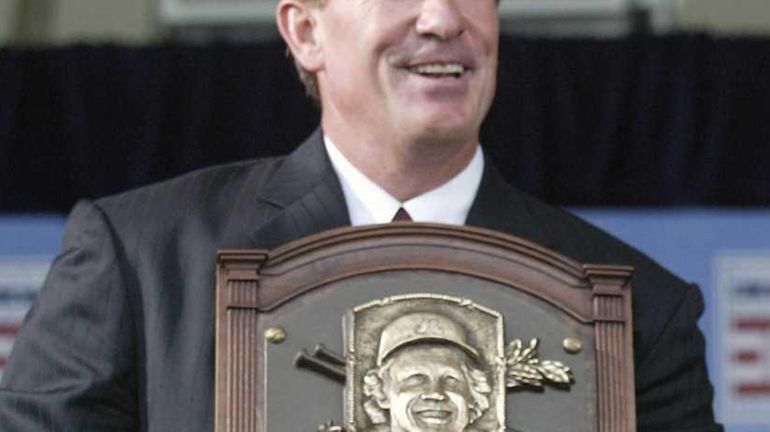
{"left": 362, "top": 313, "right": 492, "bottom": 432}
{"left": 0, "top": 0, "right": 721, "bottom": 431}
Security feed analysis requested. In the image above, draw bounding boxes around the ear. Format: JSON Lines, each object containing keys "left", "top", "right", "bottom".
{"left": 276, "top": 0, "right": 324, "bottom": 73}
{"left": 364, "top": 369, "right": 391, "bottom": 409}
{"left": 375, "top": 396, "right": 391, "bottom": 410}
{"left": 375, "top": 379, "right": 391, "bottom": 410}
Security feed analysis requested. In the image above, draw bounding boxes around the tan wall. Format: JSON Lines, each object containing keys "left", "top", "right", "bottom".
{"left": 4, "top": 0, "right": 159, "bottom": 45}
{"left": 47, "top": 0, "right": 159, "bottom": 43}
{"left": 0, "top": 0, "right": 20, "bottom": 43}
{"left": 676, "top": 0, "right": 770, "bottom": 34}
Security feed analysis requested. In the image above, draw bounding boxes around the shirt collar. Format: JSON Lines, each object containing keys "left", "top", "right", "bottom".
{"left": 324, "top": 136, "right": 484, "bottom": 226}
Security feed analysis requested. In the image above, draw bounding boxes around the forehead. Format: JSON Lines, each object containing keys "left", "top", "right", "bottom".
{"left": 389, "top": 344, "right": 468, "bottom": 371}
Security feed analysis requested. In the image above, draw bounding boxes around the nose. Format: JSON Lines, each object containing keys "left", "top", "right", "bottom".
{"left": 420, "top": 392, "right": 447, "bottom": 401}
{"left": 420, "top": 380, "right": 448, "bottom": 401}
{"left": 415, "top": 0, "right": 464, "bottom": 40}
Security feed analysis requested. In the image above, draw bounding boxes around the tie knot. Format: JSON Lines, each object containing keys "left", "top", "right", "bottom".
{"left": 392, "top": 207, "right": 412, "bottom": 222}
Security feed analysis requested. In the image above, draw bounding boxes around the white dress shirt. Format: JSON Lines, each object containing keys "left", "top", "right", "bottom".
{"left": 324, "top": 136, "right": 484, "bottom": 226}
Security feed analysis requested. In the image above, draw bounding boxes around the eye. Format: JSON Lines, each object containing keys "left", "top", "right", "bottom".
{"left": 401, "top": 373, "right": 428, "bottom": 387}
{"left": 442, "top": 375, "right": 462, "bottom": 388}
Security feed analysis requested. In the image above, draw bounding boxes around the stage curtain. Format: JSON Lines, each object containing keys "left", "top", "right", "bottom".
{"left": 1, "top": 34, "right": 768, "bottom": 212}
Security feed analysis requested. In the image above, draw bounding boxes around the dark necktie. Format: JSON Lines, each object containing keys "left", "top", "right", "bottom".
{"left": 392, "top": 207, "right": 412, "bottom": 222}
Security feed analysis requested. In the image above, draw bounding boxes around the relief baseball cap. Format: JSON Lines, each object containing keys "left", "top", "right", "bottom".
{"left": 376, "top": 312, "right": 480, "bottom": 365}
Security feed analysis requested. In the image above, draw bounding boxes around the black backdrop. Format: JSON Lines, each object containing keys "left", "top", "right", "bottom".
{"left": 1, "top": 34, "right": 769, "bottom": 213}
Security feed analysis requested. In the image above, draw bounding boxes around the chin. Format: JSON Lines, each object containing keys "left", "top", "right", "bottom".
{"left": 416, "top": 121, "right": 477, "bottom": 146}
{"left": 408, "top": 107, "right": 479, "bottom": 139}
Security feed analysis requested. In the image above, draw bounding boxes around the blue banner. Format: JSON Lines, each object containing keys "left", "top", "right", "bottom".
{"left": 0, "top": 215, "right": 64, "bottom": 378}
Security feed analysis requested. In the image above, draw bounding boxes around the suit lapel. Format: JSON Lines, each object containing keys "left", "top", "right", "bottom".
{"left": 466, "top": 158, "right": 555, "bottom": 249}
{"left": 222, "top": 129, "right": 350, "bottom": 250}
{"left": 224, "top": 138, "right": 553, "bottom": 251}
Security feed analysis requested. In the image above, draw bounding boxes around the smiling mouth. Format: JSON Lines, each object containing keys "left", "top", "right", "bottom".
{"left": 414, "top": 409, "right": 453, "bottom": 424}
{"left": 408, "top": 63, "right": 467, "bottom": 78}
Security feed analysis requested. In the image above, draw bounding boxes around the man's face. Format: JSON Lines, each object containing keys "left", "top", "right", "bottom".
{"left": 313, "top": 0, "right": 499, "bottom": 144}
{"left": 383, "top": 345, "right": 473, "bottom": 432}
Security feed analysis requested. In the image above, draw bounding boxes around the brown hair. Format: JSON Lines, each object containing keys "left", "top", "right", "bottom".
{"left": 292, "top": 52, "right": 320, "bottom": 101}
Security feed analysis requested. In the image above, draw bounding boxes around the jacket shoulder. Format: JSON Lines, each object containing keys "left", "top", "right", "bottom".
{"left": 88, "top": 157, "right": 284, "bottom": 241}
{"left": 517, "top": 191, "right": 688, "bottom": 291}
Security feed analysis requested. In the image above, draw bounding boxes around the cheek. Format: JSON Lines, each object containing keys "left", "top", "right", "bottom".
{"left": 465, "top": 5, "right": 499, "bottom": 57}
{"left": 446, "top": 392, "right": 470, "bottom": 417}
{"left": 390, "top": 392, "right": 420, "bottom": 425}
{"left": 392, "top": 389, "right": 423, "bottom": 416}
{"left": 393, "top": 388, "right": 421, "bottom": 405}
{"left": 477, "top": 30, "right": 499, "bottom": 69}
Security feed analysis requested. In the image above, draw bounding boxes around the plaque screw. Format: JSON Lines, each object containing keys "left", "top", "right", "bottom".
{"left": 563, "top": 337, "right": 582, "bottom": 354}
{"left": 266, "top": 327, "right": 286, "bottom": 344}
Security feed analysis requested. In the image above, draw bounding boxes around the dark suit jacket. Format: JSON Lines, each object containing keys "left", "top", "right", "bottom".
{"left": 0, "top": 130, "right": 721, "bottom": 431}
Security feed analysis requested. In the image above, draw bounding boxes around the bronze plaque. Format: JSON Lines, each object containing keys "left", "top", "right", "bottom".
{"left": 214, "top": 224, "right": 635, "bottom": 432}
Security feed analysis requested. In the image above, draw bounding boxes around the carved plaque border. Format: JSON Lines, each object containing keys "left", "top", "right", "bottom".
{"left": 214, "top": 223, "right": 635, "bottom": 432}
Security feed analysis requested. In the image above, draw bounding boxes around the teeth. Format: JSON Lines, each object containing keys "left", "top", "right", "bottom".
{"left": 418, "top": 410, "right": 451, "bottom": 418}
{"left": 410, "top": 63, "right": 465, "bottom": 75}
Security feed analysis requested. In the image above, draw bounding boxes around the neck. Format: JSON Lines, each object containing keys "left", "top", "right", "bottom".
{"left": 322, "top": 123, "right": 478, "bottom": 202}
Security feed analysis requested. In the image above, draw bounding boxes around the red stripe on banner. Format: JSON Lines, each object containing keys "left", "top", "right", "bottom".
{"left": 0, "top": 357, "right": 7, "bottom": 368}
{"left": 732, "top": 350, "right": 760, "bottom": 363}
{"left": 733, "top": 317, "right": 770, "bottom": 331}
{"left": 736, "top": 383, "right": 770, "bottom": 396}
{"left": 0, "top": 325, "right": 20, "bottom": 337}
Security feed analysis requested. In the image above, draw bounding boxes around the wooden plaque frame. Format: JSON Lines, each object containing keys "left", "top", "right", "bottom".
{"left": 214, "top": 224, "right": 635, "bottom": 432}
